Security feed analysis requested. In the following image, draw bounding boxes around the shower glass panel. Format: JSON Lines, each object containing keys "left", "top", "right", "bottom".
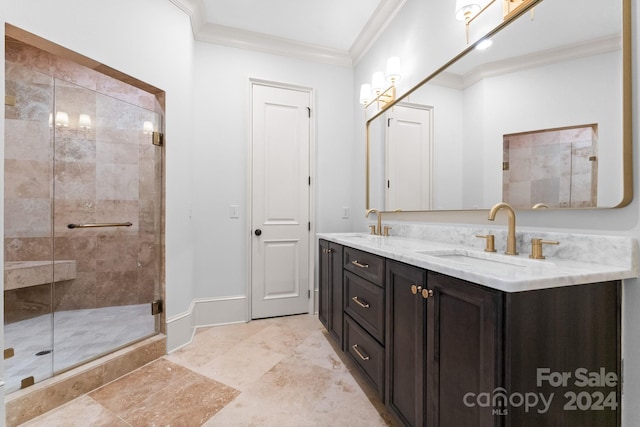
{"left": 51, "top": 79, "right": 161, "bottom": 374}
{"left": 4, "top": 63, "right": 55, "bottom": 393}
{"left": 4, "top": 54, "right": 162, "bottom": 393}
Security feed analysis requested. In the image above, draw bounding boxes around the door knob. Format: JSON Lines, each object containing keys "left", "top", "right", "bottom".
{"left": 254, "top": 229, "right": 262, "bottom": 236}
{"left": 410, "top": 285, "right": 422, "bottom": 295}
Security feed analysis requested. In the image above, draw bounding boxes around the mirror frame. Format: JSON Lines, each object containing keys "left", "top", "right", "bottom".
{"left": 365, "top": 0, "right": 632, "bottom": 212}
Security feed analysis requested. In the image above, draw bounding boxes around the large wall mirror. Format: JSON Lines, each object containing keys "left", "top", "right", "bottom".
{"left": 366, "top": 0, "right": 631, "bottom": 212}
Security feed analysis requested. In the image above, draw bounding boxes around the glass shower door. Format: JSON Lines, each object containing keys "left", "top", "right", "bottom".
{"left": 4, "top": 63, "right": 55, "bottom": 393}
{"left": 51, "top": 79, "right": 162, "bottom": 373}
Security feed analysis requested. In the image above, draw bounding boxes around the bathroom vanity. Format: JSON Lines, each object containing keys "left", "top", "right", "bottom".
{"left": 318, "top": 230, "right": 637, "bottom": 427}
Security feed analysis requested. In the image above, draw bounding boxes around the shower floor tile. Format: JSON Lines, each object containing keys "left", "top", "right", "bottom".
{"left": 4, "top": 304, "right": 155, "bottom": 394}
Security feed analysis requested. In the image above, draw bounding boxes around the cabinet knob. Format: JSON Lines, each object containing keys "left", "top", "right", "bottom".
{"left": 410, "top": 284, "right": 422, "bottom": 295}
{"left": 421, "top": 289, "right": 434, "bottom": 299}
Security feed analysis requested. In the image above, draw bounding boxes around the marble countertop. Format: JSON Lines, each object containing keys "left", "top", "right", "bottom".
{"left": 317, "top": 232, "right": 638, "bottom": 293}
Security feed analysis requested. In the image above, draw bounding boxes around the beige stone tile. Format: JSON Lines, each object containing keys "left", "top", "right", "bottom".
{"left": 288, "top": 329, "right": 347, "bottom": 373}
{"left": 189, "top": 340, "right": 287, "bottom": 391}
{"left": 242, "top": 315, "right": 323, "bottom": 354}
{"left": 204, "top": 359, "right": 389, "bottom": 427}
{"left": 90, "top": 358, "right": 239, "bottom": 426}
{"left": 19, "top": 395, "right": 128, "bottom": 427}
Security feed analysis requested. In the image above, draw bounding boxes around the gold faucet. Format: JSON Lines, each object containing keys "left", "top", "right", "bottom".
{"left": 365, "top": 208, "right": 382, "bottom": 235}
{"left": 488, "top": 202, "right": 518, "bottom": 255}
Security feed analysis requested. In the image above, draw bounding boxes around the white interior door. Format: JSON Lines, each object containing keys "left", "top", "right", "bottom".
{"left": 386, "top": 104, "right": 433, "bottom": 210}
{"left": 250, "top": 82, "right": 311, "bottom": 319}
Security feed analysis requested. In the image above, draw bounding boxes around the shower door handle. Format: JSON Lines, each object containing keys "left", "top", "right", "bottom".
{"left": 67, "top": 222, "right": 133, "bottom": 229}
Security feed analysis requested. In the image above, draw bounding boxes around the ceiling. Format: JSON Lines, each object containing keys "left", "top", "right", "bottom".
{"left": 169, "top": 0, "right": 407, "bottom": 66}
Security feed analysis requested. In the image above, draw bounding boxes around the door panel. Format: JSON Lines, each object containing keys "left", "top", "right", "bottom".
{"left": 251, "top": 83, "right": 310, "bottom": 319}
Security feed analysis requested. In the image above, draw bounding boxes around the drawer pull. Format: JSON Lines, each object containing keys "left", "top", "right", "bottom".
{"left": 410, "top": 284, "right": 423, "bottom": 295}
{"left": 352, "top": 344, "right": 370, "bottom": 361}
{"left": 352, "top": 296, "right": 370, "bottom": 308}
{"left": 351, "top": 260, "right": 369, "bottom": 269}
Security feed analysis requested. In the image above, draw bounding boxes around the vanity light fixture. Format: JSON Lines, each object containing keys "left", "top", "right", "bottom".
{"left": 456, "top": 0, "right": 535, "bottom": 43}
{"left": 54, "top": 111, "right": 69, "bottom": 127}
{"left": 360, "top": 57, "right": 402, "bottom": 110}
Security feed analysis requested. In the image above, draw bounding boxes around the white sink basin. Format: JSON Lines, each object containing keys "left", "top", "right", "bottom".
{"left": 415, "top": 249, "right": 540, "bottom": 269}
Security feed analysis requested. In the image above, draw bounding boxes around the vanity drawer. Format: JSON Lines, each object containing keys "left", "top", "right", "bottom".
{"left": 345, "top": 315, "right": 385, "bottom": 400}
{"left": 344, "top": 271, "right": 385, "bottom": 343}
{"left": 344, "top": 247, "right": 385, "bottom": 286}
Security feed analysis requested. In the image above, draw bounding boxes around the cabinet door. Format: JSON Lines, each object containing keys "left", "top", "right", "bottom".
{"left": 328, "top": 243, "right": 344, "bottom": 345}
{"left": 318, "top": 240, "right": 330, "bottom": 329}
{"left": 426, "top": 272, "right": 502, "bottom": 427}
{"left": 386, "top": 260, "right": 428, "bottom": 427}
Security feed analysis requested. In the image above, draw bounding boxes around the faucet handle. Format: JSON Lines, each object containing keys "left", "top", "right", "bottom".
{"left": 368, "top": 225, "right": 377, "bottom": 235}
{"left": 475, "top": 234, "right": 497, "bottom": 253}
{"left": 383, "top": 226, "right": 392, "bottom": 236}
{"left": 529, "top": 238, "right": 560, "bottom": 259}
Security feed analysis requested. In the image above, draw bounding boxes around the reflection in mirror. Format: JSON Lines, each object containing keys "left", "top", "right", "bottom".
{"left": 503, "top": 124, "right": 599, "bottom": 208}
{"left": 366, "top": 0, "right": 630, "bottom": 212}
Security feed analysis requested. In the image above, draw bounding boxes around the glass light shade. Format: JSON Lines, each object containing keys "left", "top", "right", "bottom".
{"left": 359, "top": 84, "right": 372, "bottom": 105}
{"left": 78, "top": 113, "right": 92, "bottom": 129}
{"left": 455, "top": 0, "right": 481, "bottom": 20}
{"left": 385, "top": 57, "right": 402, "bottom": 84}
{"left": 371, "top": 71, "right": 386, "bottom": 94}
{"left": 143, "top": 121, "right": 154, "bottom": 134}
{"left": 55, "top": 111, "right": 69, "bottom": 127}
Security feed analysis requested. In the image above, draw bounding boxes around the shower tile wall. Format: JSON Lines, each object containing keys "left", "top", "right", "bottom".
{"left": 4, "top": 38, "right": 162, "bottom": 324}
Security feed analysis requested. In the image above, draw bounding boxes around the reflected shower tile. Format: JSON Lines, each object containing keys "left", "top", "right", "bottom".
{"left": 4, "top": 237, "right": 52, "bottom": 262}
{"left": 95, "top": 200, "right": 138, "bottom": 228}
{"left": 54, "top": 237, "right": 97, "bottom": 272}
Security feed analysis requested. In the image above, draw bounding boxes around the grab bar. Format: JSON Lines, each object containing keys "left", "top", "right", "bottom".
{"left": 67, "top": 222, "right": 132, "bottom": 229}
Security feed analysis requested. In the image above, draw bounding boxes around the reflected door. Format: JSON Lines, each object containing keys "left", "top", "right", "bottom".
{"left": 386, "top": 105, "right": 433, "bottom": 211}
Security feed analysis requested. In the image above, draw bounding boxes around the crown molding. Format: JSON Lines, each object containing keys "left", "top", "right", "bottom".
{"left": 170, "top": 0, "right": 406, "bottom": 67}
{"left": 350, "top": 0, "right": 407, "bottom": 66}
{"left": 432, "top": 34, "right": 621, "bottom": 91}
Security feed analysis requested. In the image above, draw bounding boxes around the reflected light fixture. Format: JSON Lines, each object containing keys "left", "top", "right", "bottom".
{"left": 360, "top": 57, "right": 402, "bottom": 110}
{"left": 475, "top": 38, "right": 493, "bottom": 50}
{"left": 55, "top": 111, "right": 69, "bottom": 127}
{"left": 143, "top": 121, "right": 154, "bottom": 134}
{"left": 455, "top": 0, "right": 481, "bottom": 21}
{"left": 78, "top": 113, "right": 92, "bottom": 129}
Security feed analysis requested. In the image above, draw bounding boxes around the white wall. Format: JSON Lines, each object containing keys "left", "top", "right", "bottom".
{"left": 354, "top": 0, "right": 640, "bottom": 426}
{"left": 191, "top": 41, "right": 354, "bottom": 299}
{"left": 2, "top": 0, "right": 197, "bottom": 319}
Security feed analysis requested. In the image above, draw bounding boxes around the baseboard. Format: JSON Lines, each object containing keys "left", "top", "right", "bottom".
{"left": 166, "top": 295, "right": 248, "bottom": 352}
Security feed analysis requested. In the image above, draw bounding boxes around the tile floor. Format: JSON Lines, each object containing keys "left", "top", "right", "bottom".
{"left": 5, "top": 304, "right": 155, "bottom": 394}
{"left": 19, "top": 314, "right": 396, "bottom": 426}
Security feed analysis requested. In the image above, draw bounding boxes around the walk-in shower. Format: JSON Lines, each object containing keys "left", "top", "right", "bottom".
{"left": 4, "top": 36, "right": 164, "bottom": 394}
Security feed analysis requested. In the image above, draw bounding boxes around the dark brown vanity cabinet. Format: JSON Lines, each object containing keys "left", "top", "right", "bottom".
{"left": 318, "top": 239, "right": 343, "bottom": 346}
{"left": 386, "top": 261, "right": 501, "bottom": 427}
{"left": 319, "top": 240, "right": 621, "bottom": 427}
{"left": 343, "top": 246, "right": 386, "bottom": 399}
